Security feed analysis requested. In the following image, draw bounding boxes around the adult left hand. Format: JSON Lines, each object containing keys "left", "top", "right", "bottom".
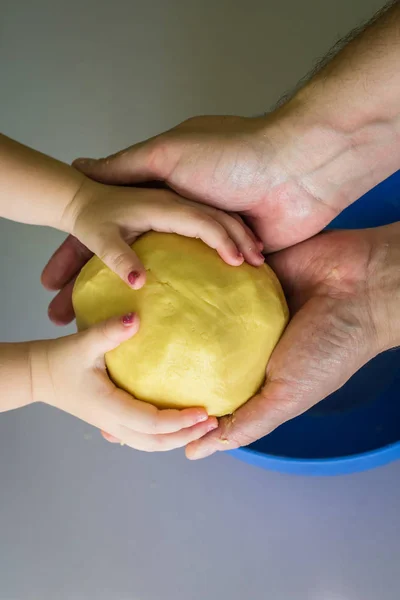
{"left": 184, "top": 223, "right": 400, "bottom": 458}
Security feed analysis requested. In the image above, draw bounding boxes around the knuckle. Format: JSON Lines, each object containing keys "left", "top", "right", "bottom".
{"left": 192, "top": 211, "right": 221, "bottom": 233}
{"left": 216, "top": 226, "right": 232, "bottom": 244}
{"left": 97, "top": 320, "right": 117, "bottom": 345}
{"left": 195, "top": 212, "right": 227, "bottom": 235}
{"left": 228, "top": 212, "right": 244, "bottom": 225}
{"left": 197, "top": 213, "right": 215, "bottom": 228}
{"left": 226, "top": 217, "right": 245, "bottom": 237}
{"left": 320, "top": 302, "right": 366, "bottom": 355}
{"left": 98, "top": 247, "right": 133, "bottom": 276}
{"left": 80, "top": 329, "right": 99, "bottom": 357}
{"left": 138, "top": 435, "right": 164, "bottom": 452}
{"left": 147, "top": 408, "right": 162, "bottom": 434}
{"left": 216, "top": 415, "right": 243, "bottom": 448}
{"left": 223, "top": 434, "right": 244, "bottom": 449}
{"left": 110, "top": 252, "right": 130, "bottom": 272}
{"left": 146, "top": 139, "right": 171, "bottom": 178}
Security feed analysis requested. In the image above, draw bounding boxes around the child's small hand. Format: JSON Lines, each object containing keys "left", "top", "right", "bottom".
{"left": 63, "top": 180, "right": 264, "bottom": 289}
{"left": 30, "top": 313, "right": 217, "bottom": 451}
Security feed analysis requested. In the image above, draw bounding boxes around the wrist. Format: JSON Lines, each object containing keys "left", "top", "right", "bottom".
{"left": 58, "top": 175, "right": 100, "bottom": 235}
{"left": 263, "top": 93, "right": 400, "bottom": 217}
{"left": 0, "top": 342, "right": 37, "bottom": 412}
{"left": 28, "top": 340, "right": 54, "bottom": 406}
{"left": 368, "top": 222, "right": 400, "bottom": 352}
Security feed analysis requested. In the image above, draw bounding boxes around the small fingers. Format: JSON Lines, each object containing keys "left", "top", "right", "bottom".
{"left": 148, "top": 197, "right": 244, "bottom": 266}
{"left": 41, "top": 234, "right": 93, "bottom": 291}
{"left": 229, "top": 213, "right": 264, "bottom": 252}
{"left": 111, "top": 417, "right": 218, "bottom": 452}
{"left": 79, "top": 313, "right": 140, "bottom": 359}
{"left": 178, "top": 210, "right": 245, "bottom": 266}
{"left": 109, "top": 388, "right": 211, "bottom": 434}
{"left": 205, "top": 210, "right": 264, "bottom": 266}
{"left": 48, "top": 277, "right": 77, "bottom": 326}
{"left": 159, "top": 194, "right": 264, "bottom": 266}
{"left": 185, "top": 392, "right": 278, "bottom": 461}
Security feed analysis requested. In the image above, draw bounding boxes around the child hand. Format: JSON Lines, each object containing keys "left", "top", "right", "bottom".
{"left": 30, "top": 313, "right": 217, "bottom": 451}
{"left": 62, "top": 180, "right": 264, "bottom": 289}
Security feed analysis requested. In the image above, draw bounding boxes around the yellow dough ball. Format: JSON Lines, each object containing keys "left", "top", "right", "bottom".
{"left": 73, "top": 233, "right": 289, "bottom": 417}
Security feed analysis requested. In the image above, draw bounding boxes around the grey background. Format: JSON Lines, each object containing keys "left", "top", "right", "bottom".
{"left": 1, "top": 1, "right": 399, "bottom": 599}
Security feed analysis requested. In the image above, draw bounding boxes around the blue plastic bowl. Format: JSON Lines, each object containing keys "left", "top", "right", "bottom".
{"left": 231, "top": 170, "right": 400, "bottom": 476}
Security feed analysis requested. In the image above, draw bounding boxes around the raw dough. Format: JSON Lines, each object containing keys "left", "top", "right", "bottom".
{"left": 73, "top": 233, "right": 289, "bottom": 416}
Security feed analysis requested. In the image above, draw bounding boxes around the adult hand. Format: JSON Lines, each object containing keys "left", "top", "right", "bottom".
{"left": 42, "top": 2, "right": 400, "bottom": 323}
{"left": 185, "top": 222, "right": 400, "bottom": 458}
{"left": 42, "top": 107, "right": 400, "bottom": 325}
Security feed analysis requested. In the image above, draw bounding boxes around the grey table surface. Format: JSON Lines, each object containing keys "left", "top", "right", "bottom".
{"left": 1, "top": 1, "right": 399, "bottom": 599}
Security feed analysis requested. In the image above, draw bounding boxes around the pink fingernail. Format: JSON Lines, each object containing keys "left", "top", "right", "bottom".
{"left": 122, "top": 313, "right": 135, "bottom": 325}
{"left": 236, "top": 252, "right": 244, "bottom": 261}
{"left": 128, "top": 271, "right": 141, "bottom": 286}
{"left": 257, "top": 252, "right": 265, "bottom": 261}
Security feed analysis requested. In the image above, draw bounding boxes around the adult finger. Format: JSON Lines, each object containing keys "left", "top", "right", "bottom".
{"left": 48, "top": 277, "right": 76, "bottom": 325}
{"left": 72, "top": 137, "right": 167, "bottom": 185}
{"left": 41, "top": 234, "right": 93, "bottom": 291}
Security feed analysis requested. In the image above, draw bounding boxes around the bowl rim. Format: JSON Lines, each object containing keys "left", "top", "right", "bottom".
{"left": 229, "top": 439, "right": 400, "bottom": 476}
{"left": 229, "top": 171, "right": 400, "bottom": 476}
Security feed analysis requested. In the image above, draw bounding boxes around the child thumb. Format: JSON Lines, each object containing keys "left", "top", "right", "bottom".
{"left": 80, "top": 313, "right": 139, "bottom": 360}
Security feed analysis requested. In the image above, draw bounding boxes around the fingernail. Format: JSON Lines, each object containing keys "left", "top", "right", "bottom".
{"left": 236, "top": 252, "right": 244, "bottom": 261}
{"left": 122, "top": 312, "right": 135, "bottom": 325}
{"left": 257, "top": 252, "right": 265, "bottom": 261}
{"left": 128, "top": 271, "right": 141, "bottom": 286}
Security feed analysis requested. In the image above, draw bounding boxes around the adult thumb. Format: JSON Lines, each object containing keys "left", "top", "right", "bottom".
{"left": 80, "top": 313, "right": 140, "bottom": 361}
{"left": 72, "top": 139, "right": 162, "bottom": 185}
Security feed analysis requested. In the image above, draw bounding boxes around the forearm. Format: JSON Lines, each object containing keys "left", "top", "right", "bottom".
{"left": 272, "top": 0, "right": 400, "bottom": 213}
{"left": 0, "top": 134, "right": 86, "bottom": 230}
{"left": 0, "top": 342, "right": 36, "bottom": 412}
